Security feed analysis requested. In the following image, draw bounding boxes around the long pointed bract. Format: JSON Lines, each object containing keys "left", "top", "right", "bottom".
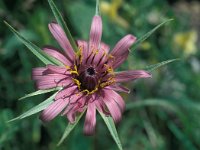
{"left": 130, "top": 19, "right": 173, "bottom": 51}
{"left": 4, "top": 21, "right": 63, "bottom": 66}
{"left": 98, "top": 110, "right": 123, "bottom": 150}
{"left": 57, "top": 110, "right": 86, "bottom": 146}
{"left": 8, "top": 93, "right": 57, "bottom": 122}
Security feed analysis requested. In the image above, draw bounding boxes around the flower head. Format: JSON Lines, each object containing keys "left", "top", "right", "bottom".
{"left": 32, "top": 15, "right": 151, "bottom": 135}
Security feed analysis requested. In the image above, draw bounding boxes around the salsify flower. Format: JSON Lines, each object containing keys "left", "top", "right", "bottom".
{"left": 32, "top": 15, "right": 151, "bottom": 135}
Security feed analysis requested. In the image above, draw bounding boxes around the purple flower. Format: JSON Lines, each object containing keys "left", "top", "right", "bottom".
{"left": 32, "top": 15, "right": 151, "bottom": 135}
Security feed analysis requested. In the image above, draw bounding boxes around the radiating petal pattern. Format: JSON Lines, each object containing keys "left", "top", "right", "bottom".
{"left": 103, "top": 90, "right": 122, "bottom": 123}
{"left": 49, "top": 23, "right": 75, "bottom": 61}
{"left": 40, "top": 99, "right": 69, "bottom": 122}
{"left": 43, "top": 47, "right": 71, "bottom": 65}
{"left": 32, "top": 67, "right": 47, "bottom": 80}
{"left": 30, "top": 14, "right": 151, "bottom": 136}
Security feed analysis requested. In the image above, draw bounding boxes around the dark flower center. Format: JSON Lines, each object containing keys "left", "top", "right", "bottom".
{"left": 77, "top": 67, "right": 98, "bottom": 93}
{"left": 86, "top": 67, "right": 95, "bottom": 76}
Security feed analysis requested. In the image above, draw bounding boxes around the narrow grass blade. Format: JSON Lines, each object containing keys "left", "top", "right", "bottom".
{"left": 99, "top": 111, "right": 123, "bottom": 150}
{"left": 8, "top": 93, "right": 57, "bottom": 122}
{"left": 48, "top": 0, "right": 79, "bottom": 52}
{"left": 19, "top": 88, "right": 61, "bottom": 100}
{"left": 4, "top": 21, "right": 63, "bottom": 66}
{"left": 145, "top": 58, "right": 179, "bottom": 72}
{"left": 126, "top": 99, "right": 178, "bottom": 113}
{"left": 131, "top": 19, "right": 173, "bottom": 51}
{"left": 57, "top": 110, "right": 85, "bottom": 146}
{"left": 168, "top": 121, "right": 197, "bottom": 150}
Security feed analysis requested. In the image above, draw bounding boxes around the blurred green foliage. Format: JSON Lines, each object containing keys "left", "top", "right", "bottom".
{"left": 0, "top": 0, "right": 199, "bottom": 149}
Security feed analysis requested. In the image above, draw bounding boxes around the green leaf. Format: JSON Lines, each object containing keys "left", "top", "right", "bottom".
{"left": 48, "top": 0, "right": 79, "bottom": 52}
{"left": 131, "top": 19, "right": 173, "bottom": 51}
{"left": 57, "top": 110, "right": 85, "bottom": 146}
{"left": 19, "top": 88, "right": 61, "bottom": 100}
{"left": 8, "top": 93, "right": 57, "bottom": 122}
{"left": 4, "top": 21, "right": 64, "bottom": 66}
{"left": 145, "top": 58, "right": 179, "bottom": 72}
{"left": 98, "top": 111, "right": 123, "bottom": 150}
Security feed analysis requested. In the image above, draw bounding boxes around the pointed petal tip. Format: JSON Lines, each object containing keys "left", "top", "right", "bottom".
{"left": 127, "top": 34, "right": 137, "bottom": 42}
{"left": 115, "top": 70, "right": 152, "bottom": 83}
{"left": 48, "top": 22, "right": 56, "bottom": 30}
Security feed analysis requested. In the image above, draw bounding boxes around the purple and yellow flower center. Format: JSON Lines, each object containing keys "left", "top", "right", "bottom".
{"left": 66, "top": 47, "right": 115, "bottom": 95}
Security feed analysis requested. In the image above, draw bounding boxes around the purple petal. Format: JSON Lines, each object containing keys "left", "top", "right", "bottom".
{"left": 65, "top": 105, "right": 77, "bottom": 123}
{"left": 84, "top": 103, "right": 96, "bottom": 135}
{"left": 62, "top": 93, "right": 84, "bottom": 115}
{"left": 107, "top": 90, "right": 125, "bottom": 112}
{"left": 43, "top": 47, "right": 71, "bottom": 65}
{"left": 112, "top": 51, "right": 129, "bottom": 69}
{"left": 105, "top": 84, "right": 130, "bottom": 93}
{"left": 115, "top": 70, "right": 152, "bottom": 83}
{"left": 63, "top": 94, "right": 85, "bottom": 123}
{"left": 36, "top": 74, "right": 71, "bottom": 90}
{"left": 87, "top": 42, "right": 110, "bottom": 67}
{"left": 89, "top": 16, "right": 102, "bottom": 52}
{"left": 55, "top": 86, "right": 78, "bottom": 101}
{"left": 45, "top": 64, "right": 69, "bottom": 75}
{"left": 77, "top": 40, "right": 88, "bottom": 62}
{"left": 94, "top": 100, "right": 108, "bottom": 115}
{"left": 102, "top": 90, "right": 122, "bottom": 123}
{"left": 110, "top": 34, "right": 136, "bottom": 68}
{"left": 40, "top": 99, "right": 69, "bottom": 122}
{"left": 48, "top": 23, "right": 75, "bottom": 61}
{"left": 32, "top": 67, "right": 47, "bottom": 80}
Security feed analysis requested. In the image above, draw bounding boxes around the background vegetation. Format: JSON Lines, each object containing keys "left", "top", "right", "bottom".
{"left": 0, "top": 0, "right": 199, "bottom": 149}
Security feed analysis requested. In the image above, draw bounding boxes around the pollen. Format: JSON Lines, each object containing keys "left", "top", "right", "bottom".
{"left": 104, "top": 64, "right": 114, "bottom": 75}
{"left": 70, "top": 65, "right": 79, "bottom": 75}
{"left": 76, "top": 46, "right": 83, "bottom": 64}
{"left": 81, "top": 86, "right": 99, "bottom": 95}
{"left": 72, "top": 78, "right": 81, "bottom": 89}
{"left": 100, "top": 78, "right": 115, "bottom": 88}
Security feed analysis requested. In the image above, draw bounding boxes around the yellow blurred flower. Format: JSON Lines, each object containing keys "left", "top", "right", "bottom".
{"left": 140, "top": 41, "right": 152, "bottom": 50}
{"left": 173, "top": 30, "right": 198, "bottom": 56}
{"left": 100, "top": 0, "right": 129, "bottom": 28}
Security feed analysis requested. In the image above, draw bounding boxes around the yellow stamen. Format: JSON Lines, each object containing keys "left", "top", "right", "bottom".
{"left": 72, "top": 78, "right": 81, "bottom": 89}
{"left": 104, "top": 64, "right": 115, "bottom": 75}
{"left": 81, "top": 87, "right": 99, "bottom": 95}
{"left": 92, "top": 49, "right": 99, "bottom": 55}
{"left": 65, "top": 65, "right": 70, "bottom": 69}
{"left": 70, "top": 65, "right": 79, "bottom": 75}
{"left": 108, "top": 54, "right": 114, "bottom": 59}
{"left": 76, "top": 46, "right": 83, "bottom": 64}
{"left": 100, "top": 78, "right": 115, "bottom": 88}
